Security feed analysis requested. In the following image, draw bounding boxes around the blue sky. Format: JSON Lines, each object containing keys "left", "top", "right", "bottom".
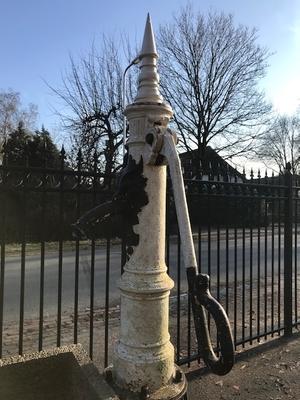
{"left": 0, "top": 0, "right": 299, "bottom": 139}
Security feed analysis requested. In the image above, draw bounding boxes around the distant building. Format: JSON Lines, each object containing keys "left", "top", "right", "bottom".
{"left": 179, "top": 146, "right": 245, "bottom": 182}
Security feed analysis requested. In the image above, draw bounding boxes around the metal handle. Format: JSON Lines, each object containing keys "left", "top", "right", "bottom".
{"left": 72, "top": 155, "right": 148, "bottom": 247}
{"left": 72, "top": 200, "right": 117, "bottom": 239}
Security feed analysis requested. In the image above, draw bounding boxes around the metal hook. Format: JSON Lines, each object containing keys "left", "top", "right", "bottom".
{"left": 187, "top": 268, "right": 235, "bottom": 375}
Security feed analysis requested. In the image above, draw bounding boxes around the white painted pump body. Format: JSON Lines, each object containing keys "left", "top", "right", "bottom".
{"left": 113, "top": 15, "right": 177, "bottom": 392}
{"left": 112, "top": 18, "right": 234, "bottom": 391}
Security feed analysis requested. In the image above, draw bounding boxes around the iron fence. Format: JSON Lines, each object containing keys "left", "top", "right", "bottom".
{"left": 169, "top": 169, "right": 300, "bottom": 367}
{"left": 0, "top": 151, "right": 299, "bottom": 371}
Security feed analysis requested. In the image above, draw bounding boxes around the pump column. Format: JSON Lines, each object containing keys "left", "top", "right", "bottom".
{"left": 112, "top": 14, "right": 186, "bottom": 399}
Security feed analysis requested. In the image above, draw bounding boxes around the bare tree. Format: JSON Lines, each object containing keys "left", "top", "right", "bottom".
{"left": 52, "top": 37, "right": 137, "bottom": 187}
{"left": 0, "top": 89, "right": 37, "bottom": 143}
{"left": 256, "top": 115, "right": 300, "bottom": 174}
{"left": 158, "top": 6, "right": 272, "bottom": 173}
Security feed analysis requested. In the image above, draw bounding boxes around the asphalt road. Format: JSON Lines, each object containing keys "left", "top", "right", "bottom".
{"left": 1, "top": 233, "right": 287, "bottom": 321}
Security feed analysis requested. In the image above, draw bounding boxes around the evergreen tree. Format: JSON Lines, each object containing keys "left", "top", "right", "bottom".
{"left": 4, "top": 123, "right": 60, "bottom": 167}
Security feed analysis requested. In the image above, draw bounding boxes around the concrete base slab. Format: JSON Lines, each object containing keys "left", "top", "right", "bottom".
{"left": 0, "top": 344, "right": 118, "bottom": 400}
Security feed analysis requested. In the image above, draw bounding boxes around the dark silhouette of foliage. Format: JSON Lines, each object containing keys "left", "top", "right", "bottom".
{"left": 4, "top": 123, "right": 60, "bottom": 168}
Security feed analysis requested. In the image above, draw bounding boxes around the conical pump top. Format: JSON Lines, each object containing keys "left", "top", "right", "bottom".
{"left": 140, "top": 13, "right": 157, "bottom": 57}
{"left": 134, "top": 14, "right": 163, "bottom": 104}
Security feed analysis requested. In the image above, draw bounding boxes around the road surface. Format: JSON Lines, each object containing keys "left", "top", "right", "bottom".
{"left": 1, "top": 232, "right": 287, "bottom": 321}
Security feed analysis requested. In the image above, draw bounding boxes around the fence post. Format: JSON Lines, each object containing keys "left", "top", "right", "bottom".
{"left": 284, "top": 163, "right": 293, "bottom": 336}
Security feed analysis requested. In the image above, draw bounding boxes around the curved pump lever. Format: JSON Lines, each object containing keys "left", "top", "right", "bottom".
{"left": 146, "top": 127, "right": 235, "bottom": 375}
{"left": 72, "top": 200, "right": 124, "bottom": 240}
{"left": 72, "top": 155, "right": 148, "bottom": 246}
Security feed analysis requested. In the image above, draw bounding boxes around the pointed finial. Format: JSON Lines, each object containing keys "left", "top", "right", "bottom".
{"left": 134, "top": 14, "right": 163, "bottom": 104}
{"left": 140, "top": 13, "right": 157, "bottom": 57}
{"left": 286, "top": 162, "right": 292, "bottom": 172}
{"left": 250, "top": 168, "right": 254, "bottom": 180}
{"left": 60, "top": 145, "right": 66, "bottom": 169}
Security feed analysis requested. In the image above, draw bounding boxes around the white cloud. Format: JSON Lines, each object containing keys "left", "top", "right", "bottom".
{"left": 271, "top": 76, "right": 300, "bottom": 115}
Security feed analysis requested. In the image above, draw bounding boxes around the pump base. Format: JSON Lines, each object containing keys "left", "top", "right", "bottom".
{"left": 105, "top": 364, "right": 187, "bottom": 400}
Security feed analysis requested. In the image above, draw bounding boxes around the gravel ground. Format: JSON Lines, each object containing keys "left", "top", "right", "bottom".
{"left": 2, "top": 286, "right": 300, "bottom": 400}
{"left": 186, "top": 332, "right": 300, "bottom": 400}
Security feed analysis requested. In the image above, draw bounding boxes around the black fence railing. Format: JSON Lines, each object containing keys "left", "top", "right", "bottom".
{"left": 168, "top": 169, "right": 300, "bottom": 366}
{"left": 0, "top": 154, "right": 299, "bottom": 371}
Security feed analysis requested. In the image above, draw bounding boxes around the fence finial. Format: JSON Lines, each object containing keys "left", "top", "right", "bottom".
{"left": 286, "top": 162, "right": 292, "bottom": 172}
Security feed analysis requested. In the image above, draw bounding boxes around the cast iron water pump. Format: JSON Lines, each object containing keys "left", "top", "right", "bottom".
{"left": 73, "top": 127, "right": 234, "bottom": 376}
{"left": 73, "top": 13, "right": 234, "bottom": 399}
